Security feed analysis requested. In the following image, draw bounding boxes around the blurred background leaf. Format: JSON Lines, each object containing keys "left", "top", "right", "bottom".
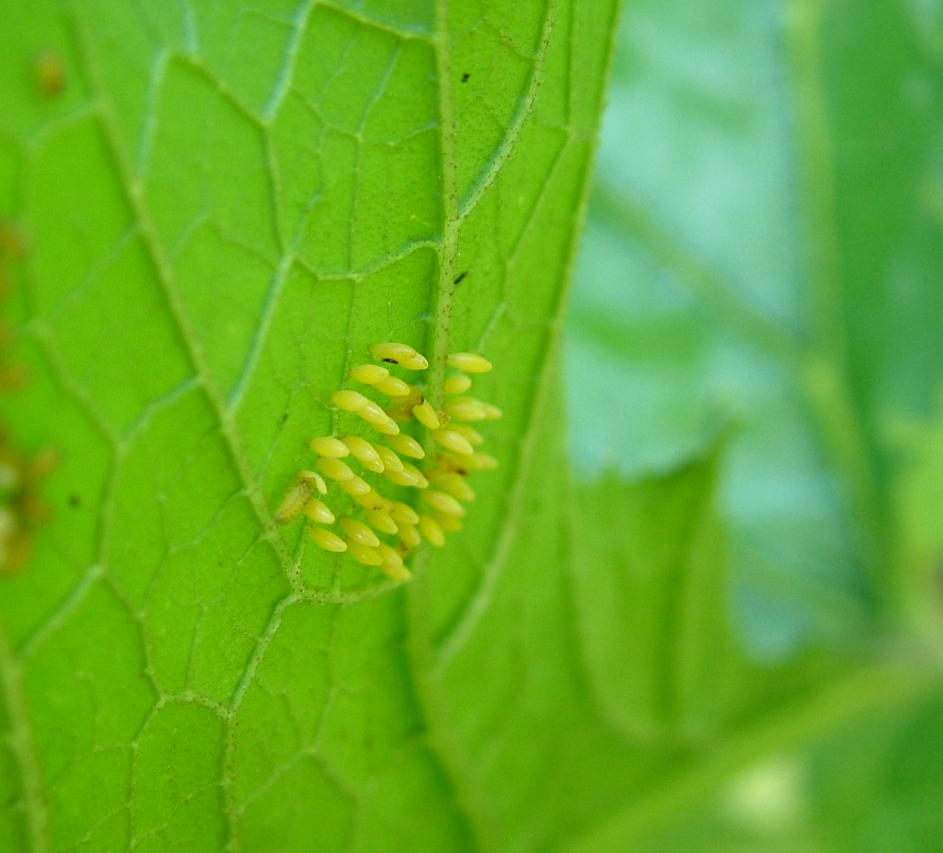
{"left": 563, "top": 0, "right": 943, "bottom": 849}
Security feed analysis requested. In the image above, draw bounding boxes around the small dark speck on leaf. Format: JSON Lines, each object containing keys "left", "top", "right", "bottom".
{"left": 461, "top": 73, "right": 470, "bottom": 82}
{"left": 281, "top": 412, "right": 289, "bottom": 423}
{"left": 453, "top": 271, "right": 467, "bottom": 285}
{"left": 68, "top": 494, "right": 80, "bottom": 508}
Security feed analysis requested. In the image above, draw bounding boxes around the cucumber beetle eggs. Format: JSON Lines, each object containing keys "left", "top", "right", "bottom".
{"left": 446, "top": 352, "right": 492, "bottom": 373}
{"left": 274, "top": 341, "right": 502, "bottom": 580}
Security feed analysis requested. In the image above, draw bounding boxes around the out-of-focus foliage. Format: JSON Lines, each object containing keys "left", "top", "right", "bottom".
{"left": 566, "top": 0, "right": 943, "bottom": 848}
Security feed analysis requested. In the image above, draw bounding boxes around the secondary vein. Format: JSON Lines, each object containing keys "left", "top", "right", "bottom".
{"left": 0, "top": 622, "right": 50, "bottom": 853}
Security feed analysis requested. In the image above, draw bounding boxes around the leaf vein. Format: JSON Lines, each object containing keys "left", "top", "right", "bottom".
{"left": 0, "top": 622, "right": 50, "bottom": 853}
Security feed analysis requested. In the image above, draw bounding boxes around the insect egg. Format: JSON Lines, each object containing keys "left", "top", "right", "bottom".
{"left": 379, "top": 560, "right": 411, "bottom": 582}
{"left": 369, "top": 415, "right": 401, "bottom": 436}
{"left": 413, "top": 400, "right": 440, "bottom": 430}
{"left": 468, "top": 451, "right": 498, "bottom": 469}
{"left": 417, "top": 515, "right": 446, "bottom": 546}
{"left": 342, "top": 436, "right": 384, "bottom": 472}
{"left": 317, "top": 457, "right": 355, "bottom": 481}
{"left": 446, "top": 353, "right": 492, "bottom": 373}
{"left": 357, "top": 399, "right": 388, "bottom": 423}
{"left": 369, "top": 342, "right": 429, "bottom": 370}
{"left": 303, "top": 498, "right": 335, "bottom": 524}
{"left": 349, "top": 364, "right": 389, "bottom": 384}
{"left": 386, "top": 433, "right": 425, "bottom": 459}
{"left": 332, "top": 389, "right": 371, "bottom": 412}
{"left": 339, "top": 517, "right": 380, "bottom": 547}
{"left": 400, "top": 462, "right": 429, "bottom": 488}
{"left": 365, "top": 508, "right": 398, "bottom": 534}
{"left": 398, "top": 523, "right": 421, "bottom": 548}
{"left": 309, "top": 436, "right": 350, "bottom": 458}
{"left": 400, "top": 354, "right": 429, "bottom": 371}
{"left": 449, "top": 424, "right": 484, "bottom": 446}
{"left": 447, "top": 452, "right": 494, "bottom": 473}
{"left": 390, "top": 502, "right": 420, "bottom": 525}
{"left": 353, "top": 490, "right": 393, "bottom": 511}
{"left": 385, "top": 404, "right": 413, "bottom": 422}
{"left": 384, "top": 466, "right": 424, "bottom": 488}
{"left": 338, "top": 475, "right": 371, "bottom": 496}
{"left": 434, "top": 512, "right": 463, "bottom": 532}
{"left": 443, "top": 374, "right": 472, "bottom": 395}
{"left": 431, "top": 429, "right": 475, "bottom": 456}
{"left": 421, "top": 490, "right": 466, "bottom": 517}
{"left": 375, "top": 446, "right": 404, "bottom": 473}
{"left": 374, "top": 376, "right": 412, "bottom": 398}
{"left": 347, "top": 540, "right": 383, "bottom": 565}
{"left": 377, "top": 541, "right": 404, "bottom": 566}
{"left": 429, "top": 471, "right": 475, "bottom": 501}
{"left": 443, "top": 397, "right": 488, "bottom": 421}
{"left": 355, "top": 405, "right": 402, "bottom": 436}
{"left": 369, "top": 342, "right": 415, "bottom": 362}
{"left": 309, "top": 526, "right": 347, "bottom": 552}
{"left": 377, "top": 543, "right": 411, "bottom": 580}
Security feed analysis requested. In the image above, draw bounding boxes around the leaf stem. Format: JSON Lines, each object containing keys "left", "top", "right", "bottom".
{"left": 427, "top": 2, "right": 460, "bottom": 409}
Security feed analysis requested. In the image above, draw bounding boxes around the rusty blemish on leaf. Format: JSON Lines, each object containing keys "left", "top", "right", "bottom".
{"left": 0, "top": 220, "right": 55, "bottom": 576}
{"left": 33, "top": 50, "right": 66, "bottom": 99}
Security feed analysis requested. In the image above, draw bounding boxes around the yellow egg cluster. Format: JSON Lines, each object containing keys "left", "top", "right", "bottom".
{"left": 274, "top": 342, "right": 502, "bottom": 581}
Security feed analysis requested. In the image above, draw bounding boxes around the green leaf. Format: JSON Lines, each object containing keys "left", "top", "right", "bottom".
{"left": 0, "top": 0, "right": 618, "bottom": 850}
